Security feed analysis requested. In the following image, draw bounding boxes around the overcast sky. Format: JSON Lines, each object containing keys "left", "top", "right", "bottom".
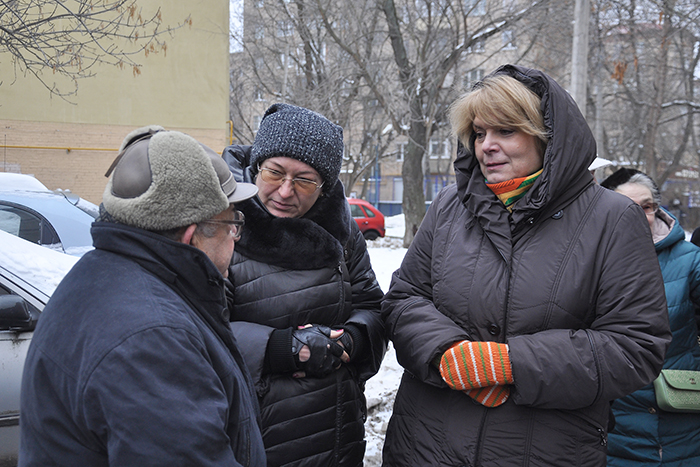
{"left": 229, "top": 0, "right": 242, "bottom": 52}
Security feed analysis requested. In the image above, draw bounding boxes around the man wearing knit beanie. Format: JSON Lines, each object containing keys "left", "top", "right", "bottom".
{"left": 20, "top": 127, "right": 266, "bottom": 466}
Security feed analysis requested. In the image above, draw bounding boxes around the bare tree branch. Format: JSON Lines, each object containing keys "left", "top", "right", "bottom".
{"left": 0, "top": 0, "right": 190, "bottom": 98}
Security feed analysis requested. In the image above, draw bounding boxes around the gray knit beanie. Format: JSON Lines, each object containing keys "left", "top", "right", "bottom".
{"left": 251, "top": 103, "right": 344, "bottom": 190}
{"left": 103, "top": 126, "right": 257, "bottom": 231}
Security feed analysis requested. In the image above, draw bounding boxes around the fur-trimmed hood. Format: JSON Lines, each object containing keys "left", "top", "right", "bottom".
{"left": 223, "top": 144, "right": 351, "bottom": 270}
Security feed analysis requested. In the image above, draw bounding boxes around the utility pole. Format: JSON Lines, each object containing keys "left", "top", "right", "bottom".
{"left": 571, "top": 0, "right": 590, "bottom": 117}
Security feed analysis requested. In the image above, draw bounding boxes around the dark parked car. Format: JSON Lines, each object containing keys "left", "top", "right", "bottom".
{"left": 348, "top": 197, "right": 385, "bottom": 241}
{"left": 0, "top": 174, "right": 98, "bottom": 256}
{"left": 0, "top": 230, "right": 78, "bottom": 466}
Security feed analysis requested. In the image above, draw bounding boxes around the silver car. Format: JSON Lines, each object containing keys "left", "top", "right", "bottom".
{"left": 0, "top": 174, "right": 98, "bottom": 256}
{"left": 0, "top": 230, "right": 78, "bottom": 466}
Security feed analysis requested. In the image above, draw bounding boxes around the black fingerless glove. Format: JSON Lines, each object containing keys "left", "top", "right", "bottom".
{"left": 335, "top": 324, "right": 365, "bottom": 361}
{"left": 291, "top": 325, "right": 345, "bottom": 377}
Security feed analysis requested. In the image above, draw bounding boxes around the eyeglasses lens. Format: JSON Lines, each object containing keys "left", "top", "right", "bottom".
{"left": 259, "top": 168, "right": 320, "bottom": 195}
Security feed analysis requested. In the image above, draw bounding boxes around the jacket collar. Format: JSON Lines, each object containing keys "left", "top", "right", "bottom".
{"left": 91, "top": 221, "right": 227, "bottom": 317}
{"left": 223, "top": 143, "right": 351, "bottom": 269}
{"left": 233, "top": 173, "right": 351, "bottom": 270}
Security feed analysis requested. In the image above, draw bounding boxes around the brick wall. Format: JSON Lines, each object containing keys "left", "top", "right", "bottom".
{"left": 1, "top": 120, "right": 227, "bottom": 204}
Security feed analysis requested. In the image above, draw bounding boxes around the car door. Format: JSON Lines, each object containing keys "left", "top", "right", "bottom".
{"left": 0, "top": 265, "right": 47, "bottom": 467}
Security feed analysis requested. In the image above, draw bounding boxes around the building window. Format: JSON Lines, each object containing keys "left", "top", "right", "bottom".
{"left": 463, "top": 68, "right": 484, "bottom": 89}
{"left": 465, "top": 0, "right": 486, "bottom": 15}
{"left": 415, "top": 0, "right": 429, "bottom": 18}
{"left": 253, "top": 115, "right": 262, "bottom": 132}
{"left": 502, "top": 30, "right": 516, "bottom": 50}
{"left": 429, "top": 138, "right": 449, "bottom": 159}
{"left": 254, "top": 25, "right": 264, "bottom": 40}
{"left": 392, "top": 177, "right": 403, "bottom": 203}
{"left": 397, "top": 141, "right": 407, "bottom": 162}
{"left": 467, "top": 38, "right": 485, "bottom": 53}
{"left": 277, "top": 21, "right": 294, "bottom": 37}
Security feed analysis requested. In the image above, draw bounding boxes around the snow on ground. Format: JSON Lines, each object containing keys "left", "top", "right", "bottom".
{"left": 363, "top": 215, "right": 407, "bottom": 466}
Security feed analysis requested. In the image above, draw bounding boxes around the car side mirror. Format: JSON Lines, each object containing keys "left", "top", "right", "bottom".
{"left": 0, "top": 295, "right": 37, "bottom": 332}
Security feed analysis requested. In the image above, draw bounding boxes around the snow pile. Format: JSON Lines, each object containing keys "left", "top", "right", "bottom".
{"left": 363, "top": 214, "right": 407, "bottom": 466}
{"left": 0, "top": 230, "right": 78, "bottom": 296}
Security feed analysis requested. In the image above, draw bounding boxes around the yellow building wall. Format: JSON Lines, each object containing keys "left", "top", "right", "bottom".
{"left": 0, "top": 0, "right": 230, "bottom": 204}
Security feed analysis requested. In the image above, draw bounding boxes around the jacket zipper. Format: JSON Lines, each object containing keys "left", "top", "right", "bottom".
{"left": 568, "top": 410, "right": 608, "bottom": 447}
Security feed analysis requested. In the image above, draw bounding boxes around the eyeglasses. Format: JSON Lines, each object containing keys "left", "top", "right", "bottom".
{"left": 199, "top": 210, "right": 245, "bottom": 240}
{"left": 639, "top": 203, "right": 659, "bottom": 215}
{"left": 258, "top": 166, "right": 324, "bottom": 195}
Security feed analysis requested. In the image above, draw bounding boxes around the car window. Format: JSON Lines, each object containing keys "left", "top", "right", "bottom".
{"left": 350, "top": 204, "right": 366, "bottom": 218}
{"left": 0, "top": 205, "right": 60, "bottom": 246}
{"left": 363, "top": 208, "right": 376, "bottom": 218}
{"left": 0, "top": 206, "right": 41, "bottom": 244}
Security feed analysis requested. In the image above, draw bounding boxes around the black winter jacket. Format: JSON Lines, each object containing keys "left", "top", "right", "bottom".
{"left": 223, "top": 145, "right": 386, "bottom": 467}
{"left": 381, "top": 65, "right": 671, "bottom": 466}
{"left": 20, "top": 221, "right": 265, "bottom": 467}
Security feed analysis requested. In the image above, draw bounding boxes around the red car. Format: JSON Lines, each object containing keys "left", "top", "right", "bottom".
{"left": 347, "top": 198, "right": 385, "bottom": 241}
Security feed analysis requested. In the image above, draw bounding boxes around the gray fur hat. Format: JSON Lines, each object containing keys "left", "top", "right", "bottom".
{"left": 103, "top": 126, "right": 258, "bottom": 231}
{"left": 251, "top": 103, "right": 344, "bottom": 190}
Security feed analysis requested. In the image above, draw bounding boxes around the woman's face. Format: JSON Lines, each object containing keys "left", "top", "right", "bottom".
{"left": 472, "top": 116, "right": 544, "bottom": 184}
{"left": 255, "top": 156, "right": 323, "bottom": 218}
{"left": 615, "top": 183, "right": 657, "bottom": 231}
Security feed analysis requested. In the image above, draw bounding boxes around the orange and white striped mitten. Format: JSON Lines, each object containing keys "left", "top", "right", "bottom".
{"left": 465, "top": 386, "right": 511, "bottom": 407}
{"left": 439, "top": 341, "right": 514, "bottom": 407}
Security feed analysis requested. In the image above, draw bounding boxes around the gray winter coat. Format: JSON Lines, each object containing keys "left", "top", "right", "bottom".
{"left": 223, "top": 146, "right": 386, "bottom": 467}
{"left": 381, "top": 65, "right": 671, "bottom": 467}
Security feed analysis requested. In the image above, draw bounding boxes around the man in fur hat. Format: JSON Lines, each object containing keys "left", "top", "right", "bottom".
{"left": 20, "top": 127, "right": 265, "bottom": 466}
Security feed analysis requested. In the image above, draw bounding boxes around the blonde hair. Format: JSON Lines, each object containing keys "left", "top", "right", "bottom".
{"left": 450, "top": 74, "right": 548, "bottom": 153}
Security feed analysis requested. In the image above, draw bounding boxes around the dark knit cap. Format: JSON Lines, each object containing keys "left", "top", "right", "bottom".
{"left": 251, "top": 104, "right": 344, "bottom": 190}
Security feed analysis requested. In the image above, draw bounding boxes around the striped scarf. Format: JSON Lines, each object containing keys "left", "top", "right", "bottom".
{"left": 486, "top": 169, "right": 543, "bottom": 212}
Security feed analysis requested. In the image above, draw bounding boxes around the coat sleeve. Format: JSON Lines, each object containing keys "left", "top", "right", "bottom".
{"left": 344, "top": 218, "right": 387, "bottom": 382}
{"left": 508, "top": 204, "right": 671, "bottom": 409}
{"left": 83, "top": 326, "right": 251, "bottom": 467}
{"left": 382, "top": 190, "right": 471, "bottom": 387}
{"left": 230, "top": 321, "right": 275, "bottom": 389}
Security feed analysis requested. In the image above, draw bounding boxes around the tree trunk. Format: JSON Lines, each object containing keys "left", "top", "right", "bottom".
{"left": 402, "top": 126, "right": 427, "bottom": 246}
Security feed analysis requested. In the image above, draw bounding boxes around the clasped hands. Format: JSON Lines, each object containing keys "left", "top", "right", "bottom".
{"left": 438, "top": 340, "right": 514, "bottom": 407}
{"left": 291, "top": 325, "right": 352, "bottom": 378}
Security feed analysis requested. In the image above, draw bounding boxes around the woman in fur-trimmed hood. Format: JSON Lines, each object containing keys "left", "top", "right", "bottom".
{"left": 222, "top": 103, "right": 386, "bottom": 467}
